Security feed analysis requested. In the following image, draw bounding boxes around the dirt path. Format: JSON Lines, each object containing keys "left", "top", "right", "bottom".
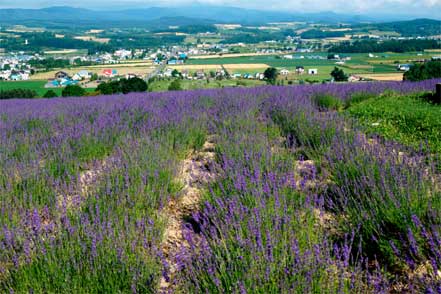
{"left": 159, "top": 136, "right": 217, "bottom": 293}
{"left": 57, "top": 157, "right": 115, "bottom": 211}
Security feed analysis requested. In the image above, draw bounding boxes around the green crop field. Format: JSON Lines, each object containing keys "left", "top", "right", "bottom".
{"left": 0, "top": 80, "right": 96, "bottom": 98}
{"left": 186, "top": 52, "right": 432, "bottom": 74}
{"left": 148, "top": 78, "right": 265, "bottom": 92}
{"left": 0, "top": 81, "right": 61, "bottom": 97}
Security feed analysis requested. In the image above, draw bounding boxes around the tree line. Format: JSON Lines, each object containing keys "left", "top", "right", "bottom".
{"left": 328, "top": 39, "right": 440, "bottom": 53}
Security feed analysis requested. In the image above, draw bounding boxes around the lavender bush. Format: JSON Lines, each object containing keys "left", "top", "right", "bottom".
{"left": 0, "top": 79, "right": 440, "bottom": 292}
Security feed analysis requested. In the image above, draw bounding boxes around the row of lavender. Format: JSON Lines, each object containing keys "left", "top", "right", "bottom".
{"left": 0, "top": 92, "right": 211, "bottom": 291}
{"left": 0, "top": 79, "right": 440, "bottom": 292}
{"left": 175, "top": 79, "right": 441, "bottom": 293}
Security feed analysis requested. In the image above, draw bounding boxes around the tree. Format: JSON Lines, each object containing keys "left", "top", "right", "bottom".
{"left": 171, "top": 69, "right": 180, "bottom": 78}
{"left": 330, "top": 67, "right": 348, "bottom": 82}
{"left": 97, "top": 82, "right": 114, "bottom": 95}
{"left": 264, "top": 67, "right": 279, "bottom": 84}
{"left": 121, "top": 77, "right": 148, "bottom": 94}
{"left": 97, "top": 78, "right": 147, "bottom": 95}
{"left": 404, "top": 61, "right": 441, "bottom": 81}
{"left": 43, "top": 90, "right": 58, "bottom": 98}
{"left": 168, "top": 79, "right": 182, "bottom": 91}
{"left": 0, "top": 89, "right": 37, "bottom": 99}
{"left": 62, "top": 85, "right": 86, "bottom": 97}
{"left": 90, "top": 73, "right": 98, "bottom": 81}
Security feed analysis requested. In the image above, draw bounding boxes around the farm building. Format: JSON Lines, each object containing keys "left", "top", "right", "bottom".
{"left": 296, "top": 66, "right": 305, "bottom": 74}
{"left": 308, "top": 69, "right": 318, "bottom": 75}
{"left": 348, "top": 75, "right": 362, "bottom": 82}
{"left": 280, "top": 69, "right": 290, "bottom": 76}
{"left": 55, "top": 71, "right": 69, "bottom": 80}
{"left": 397, "top": 64, "right": 411, "bottom": 71}
{"left": 72, "top": 70, "right": 91, "bottom": 81}
{"left": 102, "top": 69, "right": 118, "bottom": 77}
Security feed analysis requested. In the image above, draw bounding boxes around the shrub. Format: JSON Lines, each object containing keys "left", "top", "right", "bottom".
{"left": 168, "top": 79, "right": 182, "bottom": 91}
{"left": 312, "top": 93, "right": 343, "bottom": 111}
{"left": 0, "top": 89, "right": 38, "bottom": 99}
{"left": 345, "top": 92, "right": 377, "bottom": 108}
{"left": 62, "top": 85, "right": 86, "bottom": 97}
{"left": 43, "top": 90, "right": 58, "bottom": 98}
{"left": 404, "top": 60, "right": 441, "bottom": 81}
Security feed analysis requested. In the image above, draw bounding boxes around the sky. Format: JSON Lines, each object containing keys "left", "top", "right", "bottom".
{"left": 0, "top": 0, "right": 439, "bottom": 17}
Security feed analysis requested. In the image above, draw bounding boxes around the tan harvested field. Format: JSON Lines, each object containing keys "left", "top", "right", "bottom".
{"left": 44, "top": 49, "right": 79, "bottom": 54}
{"left": 215, "top": 24, "right": 242, "bottom": 29}
{"left": 425, "top": 49, "right": 441, "bottom": 53}
{"left": 74, "top": 36, "right": 111, "bottom": 43}
{"left": 359, "top": 73, "right": 404, "bottom": 81}
{"left": 190, "top": 52, "right": 289, "bottom": 59}
{"left": 326, "top": 28, "right": 353, "bottom": 32}
{"left": 295, "top": 28, "right": 310, "bottom": 35}
{"left": 87, "top": 29, "right": 104, "bottom": 34}
{"left": 224, "top": 64, "right": 269, "bottom": 70}
{"left": 324, "top": 36, "right": 352, "bottom": 42}
{"left": 170, "top": 64, "right": 269, "bottom": 71}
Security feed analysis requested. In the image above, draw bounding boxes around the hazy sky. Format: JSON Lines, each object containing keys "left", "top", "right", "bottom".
{"left": 0, "top": 0, "right": 440, "bottom": 16}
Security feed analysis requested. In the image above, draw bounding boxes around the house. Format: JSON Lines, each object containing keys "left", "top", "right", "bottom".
{"left": 163, "top": 68, "right": 174, "bottom": 78}
{"left": 335, "top": 61, "right": 345, "bottom": 65}
{"left": 55, "top": 71, "right": 69, "bottom": 80}
{"left": 72, "top": 71, "right": 91, "bottom": 81}
{"left": 255, "top": 73, "right": 265, "bottom": 80}
{"left": 308, "top": 69, "right": 318, "bottom": 75}
{"left": 283, "top": 55, "right": 293, "bottom": 59}
{"left": 280, "top": 69, "right": 290, "bottom": 76}
{"left": 397, "top": 64, "right": 411, "bottom": 71}
{"left": 196, "top": 70, "right": 205, "bottom": 79}
{"left": 9, "top": 73, "right": 21, "bottom": 81}
{"left": 181, "top": 70, "right": 189, "bottom": 79}
{"left": 348, "top": 75, "right": 361, "bottom": 82}
{"left": 216, "top": 69, "right": 226, "bottom": 77}
{"left": 126, "top": 73, "right": 138, "bottom": 79}
{"left": 295, "top": 66, "right": 305, "bottom": 74}
{"left": 167, "top": 59, "right": 184, "bottom": 65}
{"left": 102, "top": 69, "right": 118, "bottom": 77}
{"left": 232, "top": 73, "right": 242, "bottom": 79}
{"left": 114, "top": 49, "right": 132, "bottom": 59}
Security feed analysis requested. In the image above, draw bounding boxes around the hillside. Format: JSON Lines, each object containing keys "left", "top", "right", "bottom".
{"left": 354, "top": 18, "right": 441, "bottom": 36}
{"left": 0, "top": 6, "right": 401, "bottom": 28}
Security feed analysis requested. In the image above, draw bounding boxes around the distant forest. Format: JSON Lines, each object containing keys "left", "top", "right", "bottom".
{"left": 355, "top": 19, "right": 441, "bottom": 37}
{"left": 328, "top": 39, "right": 441, "bottom": 53}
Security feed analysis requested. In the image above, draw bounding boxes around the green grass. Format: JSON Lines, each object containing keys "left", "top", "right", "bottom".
{"left": 0, "top": 80, "right": 96, "bottom": 98}
{"left": 346, "top": 91, "right": 441, "bottom": 152}
{"left": 148, "top": 79, "right": 265, "bottom": 92}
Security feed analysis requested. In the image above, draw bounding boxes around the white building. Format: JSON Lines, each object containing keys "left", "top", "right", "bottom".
{"left": 308, "top": 69, "right": 318, "bottom": 75}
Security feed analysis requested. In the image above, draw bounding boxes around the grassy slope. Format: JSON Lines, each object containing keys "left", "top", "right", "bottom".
{"left": 346, "top": 92, "right": 441, "bottom": 152}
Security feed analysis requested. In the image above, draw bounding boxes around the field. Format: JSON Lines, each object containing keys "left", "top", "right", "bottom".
{"left": 0, "top": 79, "right": 440, "bottom": 293}
{"left": 30, "top": 63, "right": 155, "bottom": 80}
{"left": 0, "top": 81, "right": 96, "bottom": 97}
{"left": 185, "top": 52, "right": 433, "bottom": 80}
{"left": 147, "top": 78, "right": 265, "bottom": 91}
{"left": 358, "top": 73, "right": 404, "bottom": 81}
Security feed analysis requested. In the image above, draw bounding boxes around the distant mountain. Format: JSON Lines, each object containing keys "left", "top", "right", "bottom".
{"left": 0, "top": 6, "right": 391, "bottom": 28}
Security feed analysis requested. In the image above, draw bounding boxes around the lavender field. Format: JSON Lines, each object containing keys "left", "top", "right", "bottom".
{"left": 1, "top": 79, "right": 441, "bottom": 293}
